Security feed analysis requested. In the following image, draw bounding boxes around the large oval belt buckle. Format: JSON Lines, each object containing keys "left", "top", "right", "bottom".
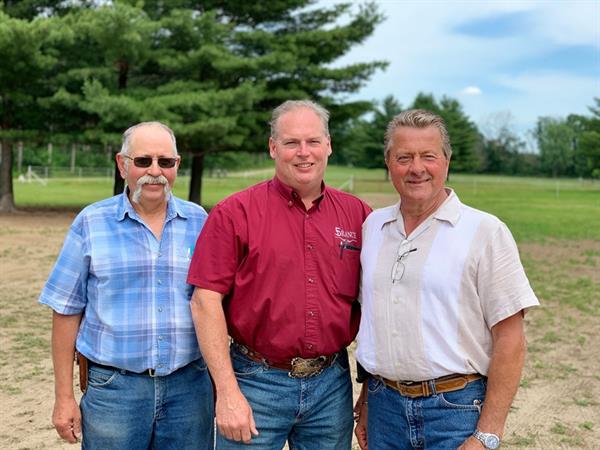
{"left": 289, "top": 356, "right": 327, "bottom": 378}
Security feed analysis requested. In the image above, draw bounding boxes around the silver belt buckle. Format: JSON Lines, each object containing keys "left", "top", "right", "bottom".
{"left": 288, "top": 356, "right": 327, "bottom": 378}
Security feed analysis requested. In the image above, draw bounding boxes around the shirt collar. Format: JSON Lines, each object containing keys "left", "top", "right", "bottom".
{"left": 116, "top": 188, "right": 185, "bottom": 222}
{"left": 272, "top": 176, "right": 327, "bottom": 209}
{"left": 382, "top": 187, "right": 460, "bottom": 230}
{"left": 431, "top": 188, "right": 460, "bottom": 225}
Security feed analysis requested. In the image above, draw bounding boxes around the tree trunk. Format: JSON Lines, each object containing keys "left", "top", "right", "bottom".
{"left": 0, "top": 139, "right": 16, "bottom": 212}
{"left": 113, "top": 151, "right": 124, "bottom": 196}
{"left": 113, "top": 58, "right": 128, "bottom": 195}
{"left": 188, "top": 152, "right": 205, "bottom": 205}
{"left": 118, "top": 60, "right": 129, "bottom": 90}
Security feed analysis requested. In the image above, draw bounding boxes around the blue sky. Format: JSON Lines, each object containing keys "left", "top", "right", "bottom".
{"left": 329, "top": 0, "right": 600, "bottom": 138}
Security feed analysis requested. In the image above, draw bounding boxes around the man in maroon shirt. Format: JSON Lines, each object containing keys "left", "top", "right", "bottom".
{"left": 187, "top": 100, "right": 371, "bottom": 449}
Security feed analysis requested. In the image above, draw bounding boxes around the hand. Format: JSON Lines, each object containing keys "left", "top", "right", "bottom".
{"left": 353, "top": 400, "right": 368, "bottom": 450}
{"left": 215, "top": 388, "right": 259, "bottom": 443}
{"left": 52, "top": 397, "right": 81, "bottom": 443}
{"left": 458, "top": 435, "right": 485, "bottom": 450}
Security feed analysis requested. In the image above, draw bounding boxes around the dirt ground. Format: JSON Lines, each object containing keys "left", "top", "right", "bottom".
{"left": 0, "top": 210, "right": 598, "bottom": 449}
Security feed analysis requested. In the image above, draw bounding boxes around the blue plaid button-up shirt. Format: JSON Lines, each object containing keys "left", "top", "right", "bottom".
{"left": 39, "top": 193, "right": 207, "bottom": 376}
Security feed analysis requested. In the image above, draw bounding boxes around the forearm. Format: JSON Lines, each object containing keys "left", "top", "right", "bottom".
{"left": 191, "top": 288, "right": 258, "bottom": 441}
{"left": 477, "top": 313, "right": 526, "bottom": 436}
{"left": 51, "top": 311, "right": 82, "bottom": 401}
{"left": 190, "top": 288, "right": 238, "bottom": 394}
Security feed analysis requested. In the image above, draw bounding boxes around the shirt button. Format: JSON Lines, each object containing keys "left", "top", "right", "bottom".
{"left": 308, "top": 278, "right": 315, "bottom": 283}
{"left": 288, "top": 200, "right": 293, "bottom": 207}
{"left": 158, "top": 307, "right": 163, "bottom": 312}
{"left": 157, "top": 279, "right": 162, "bottom": 285}
{"left": 308, "top": 311, "right": 315, "bottom": 317}
{"left": 157, "top": 363, "right": 164, "bottom": 368}
{"left": 305, "top": 214, "right": 309, "bottom": 219}
{"left": 307, "top": 244, "right": 313, "bottom": 250}
{"left": 307, "top": 344, "right": 313, "bottom": 350}
{"left": 158, "top": 335, "right": 163, "bottom": 341}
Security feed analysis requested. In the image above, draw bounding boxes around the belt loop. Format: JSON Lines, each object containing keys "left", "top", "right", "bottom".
{"left": 148, "top": 368, "right": 157, "bottom": 377}
{"left": 421, "top": 381, "right": 429, "bottom": 397}
{"left": 429, "top": 379, "right": 437, "bottom": 396}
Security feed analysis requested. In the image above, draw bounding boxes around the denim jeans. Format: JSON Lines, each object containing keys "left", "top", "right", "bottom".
{"left": 81, "top": 359, "right": 214, "bottom": 450}
{"left": 367, "top": 377, "right": 486, "bottom": 450}
{"left": 217, "top": 348, "right": 354, "bottom": 450}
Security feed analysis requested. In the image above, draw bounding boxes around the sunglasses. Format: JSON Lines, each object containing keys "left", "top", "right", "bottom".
{"left": 123, "top": 155, "right": 178, "bottom": 168}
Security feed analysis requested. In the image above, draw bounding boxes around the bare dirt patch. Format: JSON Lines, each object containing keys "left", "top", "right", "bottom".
{"left": 0, "top": 211, "right": 598, "bottom": 449}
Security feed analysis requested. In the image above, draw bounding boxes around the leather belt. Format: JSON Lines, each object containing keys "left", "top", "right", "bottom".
{"left": 232, "top": 342, "right": 339, "bottom": 378}
{"left": 88, "top": 361, "right": 158, "bottom": 377}
{"left": 382, "top": 373, "right": 483, "bottom": 398}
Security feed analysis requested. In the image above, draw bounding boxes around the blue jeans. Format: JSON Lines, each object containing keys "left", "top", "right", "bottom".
{"left": 81, "top": 359, "right": 214, "bottom": 450}
{"left": 217, "top": 348, "right": 354, "bottom": 450}
{"left": 367, "top": 377, "right": 486, "bottom": 449}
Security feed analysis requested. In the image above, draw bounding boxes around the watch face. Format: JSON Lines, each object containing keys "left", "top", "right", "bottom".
{"left": 484, "top": 434, "right": 500, "bottom": 449}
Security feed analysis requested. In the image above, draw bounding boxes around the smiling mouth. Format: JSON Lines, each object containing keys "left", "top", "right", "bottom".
{"left": 295, "top": 163, "right": 314, "bottom": 168}
{"left": 407, "top": 178, "right": 430, "bottom": 184}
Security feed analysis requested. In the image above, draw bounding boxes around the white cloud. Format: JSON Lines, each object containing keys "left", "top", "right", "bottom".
{"left": 327, "top": 0, "right": 598, "bottom": 134}
{"left": 532, "top": 1, "right": 600, "bottom": 47}
{"left": 461, "top": 86, "right": 482, "bottom": 96}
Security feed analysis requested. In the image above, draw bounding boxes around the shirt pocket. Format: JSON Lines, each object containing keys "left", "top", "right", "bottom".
{"left": 331, "top": 237, "right": 361, "bottom": 300}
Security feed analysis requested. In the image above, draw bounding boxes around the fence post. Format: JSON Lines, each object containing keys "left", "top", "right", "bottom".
{"left": 17, "top": 141, "right": 24, "bottom": 173}
{"left": 48, "top": 142, "right": 53, "bottom": 164}
{"left": 71, "top": 143, "right": 77, "bottom": 173}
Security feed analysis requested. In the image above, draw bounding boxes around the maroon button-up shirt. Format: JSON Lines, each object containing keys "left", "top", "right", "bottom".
{"left": 187, "top": 177, "right": 371, "bottom": 363}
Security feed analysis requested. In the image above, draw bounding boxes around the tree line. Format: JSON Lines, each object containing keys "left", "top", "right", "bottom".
{"left": 0, "top": 0, "right": 386, "bottom": 211}
{"left": 1, "top": 1, "right": 598, "bottom": 212}
{"left": 336, "top": 93, "right": 600, "bottom": 180}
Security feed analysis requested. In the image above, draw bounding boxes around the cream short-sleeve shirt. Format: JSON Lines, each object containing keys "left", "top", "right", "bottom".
{"left": 356, "top": 190, "right": 539, "bottom": 381}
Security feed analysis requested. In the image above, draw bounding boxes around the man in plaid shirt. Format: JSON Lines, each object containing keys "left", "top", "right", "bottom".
{"left": 39, "top": 122, "right": 214, "bottom": 449}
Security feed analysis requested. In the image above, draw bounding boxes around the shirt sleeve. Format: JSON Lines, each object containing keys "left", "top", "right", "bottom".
{"left": 39, "top": 216, "right": 90, "bottom": 315}
{"left": 477, "top": 223, "right": 540, "bottom": 327}
{"left": 187, "top": 201, "right": 246, "bottom": 294}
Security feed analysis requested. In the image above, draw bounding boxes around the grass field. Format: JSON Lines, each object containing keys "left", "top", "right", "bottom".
{"left": 4, "top": 168, "right": 600, "bottom": 448}
{"left": 14, "top": 167, "right": 600, "bottom": 242}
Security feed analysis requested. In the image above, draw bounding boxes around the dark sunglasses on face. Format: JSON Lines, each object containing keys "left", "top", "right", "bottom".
{"left": 123, "top": 154, "right": 178, "bottom": 168}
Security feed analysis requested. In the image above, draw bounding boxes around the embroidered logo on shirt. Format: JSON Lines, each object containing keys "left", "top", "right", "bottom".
{"left": 335, "top": 227, "right": 358, "bottom": 244}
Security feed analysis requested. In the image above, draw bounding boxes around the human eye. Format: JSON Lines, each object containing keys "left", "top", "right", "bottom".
{"left": 282, "top": 140, "right": 299, "bottom": 148}
{"left": 423, "top": 153, "right": 438, "bottom": 161}
{"left": 396, "top": 155, "right": 412, "bottom": 164}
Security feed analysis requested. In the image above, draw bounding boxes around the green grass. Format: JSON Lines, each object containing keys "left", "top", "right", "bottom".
{"left": 13, "top": 168, "right": 600, "bottom": 241}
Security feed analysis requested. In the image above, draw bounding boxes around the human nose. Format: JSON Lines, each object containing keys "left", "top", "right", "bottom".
{"left": 409, "top": 155, "right": 425, "bottom": 173}
{"left": 296, "top": 141, "right": 309, "bottom": 157}
{"left": 148, "top": 158, "right": 162, "bottom": 175}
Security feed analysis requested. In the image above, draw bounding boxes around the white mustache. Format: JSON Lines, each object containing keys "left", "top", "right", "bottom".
{"left": 137, "top": 175, "right": 168, "bottom": 186}
{"left": 131, "top": 175, "right": 171, "bottom": 204}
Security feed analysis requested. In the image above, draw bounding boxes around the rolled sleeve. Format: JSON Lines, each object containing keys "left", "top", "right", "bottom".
{"left": 39, "top": 219, "right": 89, "bottom": 315}
{"left": 477, "top": 223, "right": 539, "bottom": 327}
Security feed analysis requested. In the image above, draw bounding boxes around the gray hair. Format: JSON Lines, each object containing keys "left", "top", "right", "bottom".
{"left": 384, "top": 109, "right": 452, "bottom": 160}
{"left": 270, "top": 100, "right": 330, "bottom": 139}
{"left": 120, "top": 121, "right": 178, "bottom": 157}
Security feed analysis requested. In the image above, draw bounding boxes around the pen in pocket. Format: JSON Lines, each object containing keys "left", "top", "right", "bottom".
{"left": 339, "top": 240, "right": 361, "bottom": 258}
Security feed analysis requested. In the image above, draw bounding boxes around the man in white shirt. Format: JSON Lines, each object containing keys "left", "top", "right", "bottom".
{"left": 353, "top": 109, "right": 539, "bottom": 450}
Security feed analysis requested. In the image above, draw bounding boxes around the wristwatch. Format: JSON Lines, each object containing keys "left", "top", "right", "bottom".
{"left": 472, "top": 430, "right": 501, "bottom": 449}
